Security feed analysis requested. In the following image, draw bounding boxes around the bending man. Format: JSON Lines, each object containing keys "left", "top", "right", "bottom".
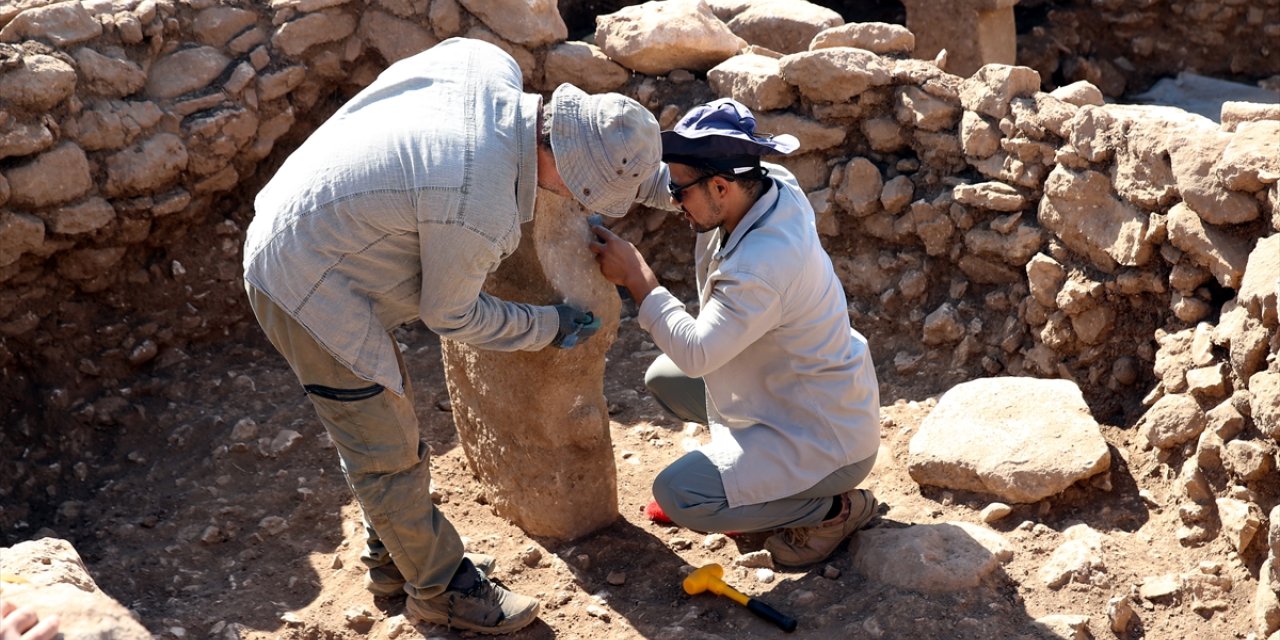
{"left": 244, "top": 38, "right": 666, "bottom": 634}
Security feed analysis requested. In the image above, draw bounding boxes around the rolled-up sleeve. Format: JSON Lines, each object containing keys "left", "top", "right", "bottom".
{"left": 418, "top": 225, "right": 558, "bottom": 350}
{"left": 637, "top": 275, "right": 782, "bottom": 378}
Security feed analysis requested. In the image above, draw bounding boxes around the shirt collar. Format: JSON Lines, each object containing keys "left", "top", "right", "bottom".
{"left": 714, "top": 178, "right": 779, "bottom": 260}
{"left": 516, "top": 93, "right": 541, "bottom": 224}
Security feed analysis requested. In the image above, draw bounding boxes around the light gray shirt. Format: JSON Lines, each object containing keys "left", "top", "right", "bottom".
{"left": 244, "top": 38, "right": 668, "bottom": 394}
{"left": 638, "top": 164, "right": 881, "bottom": 507}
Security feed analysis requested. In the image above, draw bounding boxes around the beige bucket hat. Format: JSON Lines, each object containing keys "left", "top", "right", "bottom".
{"left": 549, "top": 83, "right": 661, "bottom": 217}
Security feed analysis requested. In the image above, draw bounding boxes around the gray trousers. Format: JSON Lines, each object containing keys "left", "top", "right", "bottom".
{"left": 645, "top": 354, "right": 877, "bottom": 533}
{"left": 247, "top": 284, "right": 463, "bottom": 600}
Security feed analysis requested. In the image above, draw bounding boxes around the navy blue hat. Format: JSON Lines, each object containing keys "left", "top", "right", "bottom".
{"left": 661, "top": 99, "right": 799, "bottom": 172}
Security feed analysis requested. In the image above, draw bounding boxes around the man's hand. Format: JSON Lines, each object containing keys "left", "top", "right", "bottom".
{"left": 552, "top": 304, "right": 600, "bottom": 349}
{"left": 1, "top": 601, "right": 60, "bottom": 640}
{"left": 589, "top": 225, "right": 659, "bottom": 306}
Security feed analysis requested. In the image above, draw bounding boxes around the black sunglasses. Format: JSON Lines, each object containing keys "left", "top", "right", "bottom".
{"left": 668, "top": 175, "right": 714, "bottom": 203}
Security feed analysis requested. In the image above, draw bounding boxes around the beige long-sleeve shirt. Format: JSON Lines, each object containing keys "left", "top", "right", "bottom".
{"left": 638, "top": 164, "right": 881, "bottom": 507}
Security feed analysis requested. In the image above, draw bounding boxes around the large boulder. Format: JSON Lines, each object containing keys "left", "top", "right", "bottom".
{"left": 596, "top": 0, "right": 746, "bottom": 75}
{"left": 0, "top": 537, "right": 153, "bottom": 639}
{"left": 907, "top": 377, "right": 1111, "bottom": 503}
{"left": 853, "top": 522, "right": 1012, "bottom": 592}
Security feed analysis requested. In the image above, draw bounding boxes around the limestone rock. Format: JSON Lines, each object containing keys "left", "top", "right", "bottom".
{"left": 778, "top": 48, "right": 893, "bottom": 103}
{"left": 0, "top": 114, "right": 54, "bottom": 160}
{"left": 272, "top": 10, "right": 358, "bottom": 58}
{"left": 921, "top": 302, "right": 963, "bottom": 345}
{"left": 1239, "top": 234, "right": 1279, "bottom": 327}
{"left": 707, "top": 53, "right": 795, "bottom": 112}
{"left": 0, "top": 211, "right": 45, "bottom": 267}
{"left": 358, "top": 11, "right": 438, "bottom": 64}
{"left": 0, "top": 1, "right": 103, "bottom": 46}
{"left": 1167, "top": 202, "right": 1252, "bottom": 289}
{"left": 72, "top": 48, "right": 147, "bottom": 97}
{"left": 896, "top": 86, "right": 959, "bottom": 132}
{"left": 1223, "top": 439, "right": 1274, "bottom": 482}
{"left": 960, "top": 110, "right": 1000, "bottom": 158}
{"left": 1110, "top": 111, "right": 1181, "bottom": 209}
{"left": 68, "top": 100, "right": 164, "bottom": 151}
{"left": 1251, "top": 371, "right": 1280, "bottom": 441}
{"left": 4, "top": 143, "right": 92, "bottom": 209}
{"left": 1041, "top": 524, "right": 1106, "bottom": 589}
{"left": 853, "top": 522, "right": 1011, "bottom": 592}
{"left": 0, "top": 54, "right": 76, "bottom": 111}
{"left": 458, "top": 0, "right": 566, "bottom": 47}
{"left": 0, "top": 537, "right": 152, "bottom": 639}
{"left": 1217, "top": 121, "right": 1280, "bottom": 193}
{"left": 1034, "top": 614, "right": 1092, "bottom": 640}
{"left": 1049, "top": 80, "right": 1105, "bottom": 107}
{"left": 754, "top": 111, "right": 844, "bottom": 152}
{"left": 441, "top": 192, "right": 621, "bottom": 540}
{"left": 544, "top": 42, "right": 629, "bottom": 94}
{"left": 194, "top": 6, "right": 260, "bottom": 48}
{"left": 1026, "top": 253, "right": 1066, "bottom": 308}
{"left": 964, "top": 225, "right": 1043, "bottom": 268}
{"left": 907, "top": 377, "right": 1111, "bottom": 503}
{"left": 44, "top": 198, "right": 115, "bottom": 235}
{"left": 1169, "top": 127, "right": 1261, "bottom": 225}
{"left": 959, "top": 64, "right": 1040, "bottom": 120}
{"left": 1038, "top": 165, "right": 1153, "bottom": 271}
{"left": 722, "top": 0, "right": 841, "bottom": 55}
{"left": 596, "top": 0, "right": 746, "bottom": 75}
{"left": 1221, "top": 101, "right": 1280, "bottom": 132}
{"left": 1218, "top": 498, "right": 1264, "bottom": 553}
{"left": 810, "top": 22, "right": 914, "bottom": 55}
{"left": 1138, "top": 393, "right": 1206, "bottom": 450}
{"left": 103, "top": 133, "right": 189, "bottom": 198}
{"left": 834, "top": 157, "right": 882, "bottom": 216}
{"left": 145, "top": 46, "right": 232, "bottom": 100}
{"left": 809, "top": 188, "right": 837, "bottom": 236}
{"left": 880, "top": 175, "right": 913, "bottom": 214}
{"left": 953, "top": 181, "right": 1025, "bottom": 212}
{"left": 863, "top": 116, "right": 907, "bottom": 153}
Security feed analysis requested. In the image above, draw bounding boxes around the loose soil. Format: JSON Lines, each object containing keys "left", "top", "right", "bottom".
{"left": 16, "top": 303, "right": 1259, "bottom": 640}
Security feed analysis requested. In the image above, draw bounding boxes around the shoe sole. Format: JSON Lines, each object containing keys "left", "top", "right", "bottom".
{"left": 409, "top": 602, "right": 540, "bottom": 635}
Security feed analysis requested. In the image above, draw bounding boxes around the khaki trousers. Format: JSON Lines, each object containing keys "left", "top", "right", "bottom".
{"left": 645, "top": 354, "right": 877, "bottom": 533}
{"left": 246, "top": 283, "right": 463, "bottom": 600}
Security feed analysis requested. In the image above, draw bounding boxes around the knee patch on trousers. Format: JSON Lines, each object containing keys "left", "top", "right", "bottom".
{"left": 304, "top": 383, "right": 384, "bottom": 402}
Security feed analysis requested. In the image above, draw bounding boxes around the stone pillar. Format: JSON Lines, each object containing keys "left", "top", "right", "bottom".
{"left": 440, "top": 191, "right": 620, "bottom": 541}
{"left": 903, "top": 0, "right": 1018, "bottom": 77}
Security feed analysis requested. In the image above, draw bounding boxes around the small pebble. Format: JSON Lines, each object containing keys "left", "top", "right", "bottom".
{"left": 606, "top": 571, "right": 626, "bottom": 586}
{"left": 754, "top": 568, "right": 775, "bottom": 583}
{"left": 981, "top": 503, "right": 1012, "bottom": 523}
{"left": 822, "top": 565, "right": 841, "bottom": 580}
{"left": 735, "top": 550, "right": 774, "bottom": 569}
{"left": 519, "top": 546, "right": 543, "bottom": 567}
{"left": 703, "top": 533, "right": 728, "bottom": 550}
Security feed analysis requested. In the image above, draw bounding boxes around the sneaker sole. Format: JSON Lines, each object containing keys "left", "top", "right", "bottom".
{"left": 409, "top": 601, "right": 540, "bottom": 635}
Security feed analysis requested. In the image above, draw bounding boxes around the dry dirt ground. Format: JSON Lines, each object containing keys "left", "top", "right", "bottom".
{"left": 33, "top": 293, "right": 1259, "bottom": 640}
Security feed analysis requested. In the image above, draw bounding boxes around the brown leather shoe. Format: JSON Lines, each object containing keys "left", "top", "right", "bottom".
{"left": 764, "top": 489, "right": 877, "bottom": 567}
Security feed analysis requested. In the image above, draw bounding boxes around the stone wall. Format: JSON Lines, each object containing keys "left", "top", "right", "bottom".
{"left": 1018, "top": 0, "right": 1280, "bottom": 96}
{"left": 0, "top": 0, "right": 1276, "bottom": 533}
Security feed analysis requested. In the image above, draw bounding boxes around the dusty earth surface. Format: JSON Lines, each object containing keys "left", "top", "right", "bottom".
{"left": 11, "top": 265, "right": 1260, "bottom": 640}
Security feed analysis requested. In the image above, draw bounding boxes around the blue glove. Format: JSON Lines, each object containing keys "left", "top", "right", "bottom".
{"left": 552, "top": 304, "right": 601, "bottom": 349}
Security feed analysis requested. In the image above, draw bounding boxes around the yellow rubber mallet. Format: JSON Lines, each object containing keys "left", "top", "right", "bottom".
{"left": 682, "top": 563, "right": 798, "bottom": 632}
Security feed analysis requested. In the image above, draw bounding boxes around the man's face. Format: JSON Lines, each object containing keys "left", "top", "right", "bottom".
{"left": 668, "top": 164, "right": 724, "bottom": 234}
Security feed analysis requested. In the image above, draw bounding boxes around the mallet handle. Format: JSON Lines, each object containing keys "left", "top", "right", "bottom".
{"left": 747, "top": 598, "right": 798, "bottom": 633}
